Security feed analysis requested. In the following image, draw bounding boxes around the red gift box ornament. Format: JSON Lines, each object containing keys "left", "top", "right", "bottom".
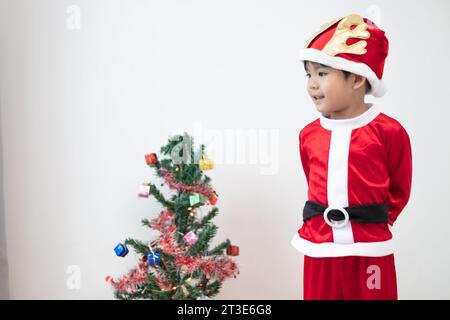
{"left": 209, "top": 191, "right": 219, "bottom": 205}
{"left": 226, "top": 245, "right": 239, "bottom": 256}
{"left": 209, "top": 196, "right": 217, "bottom": 205}
{"left": 145, "top": 153, "right": 158, "bottom": 165}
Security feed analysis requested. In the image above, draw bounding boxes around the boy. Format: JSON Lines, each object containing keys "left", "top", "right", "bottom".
{"left": 291, "top": 14, "right": 412, "bottom": 300}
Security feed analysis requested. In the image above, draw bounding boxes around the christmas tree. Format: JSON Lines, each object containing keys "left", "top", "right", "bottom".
{"left": 107, "top": 132, "right": 240, "bottom": 300}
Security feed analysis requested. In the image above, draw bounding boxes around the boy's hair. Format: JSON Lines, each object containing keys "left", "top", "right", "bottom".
{"left": 304, "top": 61, "right": 371, "bottom": 94}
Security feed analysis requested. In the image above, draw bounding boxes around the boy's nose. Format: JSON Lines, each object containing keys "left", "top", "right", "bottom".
{"left": 309, "top": 81, "right": 319, "bottom": 90}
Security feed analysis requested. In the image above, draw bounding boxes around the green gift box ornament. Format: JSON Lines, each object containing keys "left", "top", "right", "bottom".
{"left": 189, "top": 193, "right": 202, "bottom": 206}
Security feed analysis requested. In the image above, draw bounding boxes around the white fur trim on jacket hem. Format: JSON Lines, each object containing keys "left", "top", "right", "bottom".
{"left": 299, "top": 48, "right": 387, "bottom": 98}
{"left": 290, "top": 232, "right": 394, "bottom": 257}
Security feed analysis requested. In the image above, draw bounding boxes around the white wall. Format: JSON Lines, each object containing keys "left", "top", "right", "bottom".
{"left": 0, "top": 0, "right": 449, "bottom": 299}
{"left": 0, "top": 99, "right": 9, "bottom": 299}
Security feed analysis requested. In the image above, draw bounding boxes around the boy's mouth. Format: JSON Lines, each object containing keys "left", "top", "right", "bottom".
{"left": 313, "top": 95, "right": 325, "bottom": 103}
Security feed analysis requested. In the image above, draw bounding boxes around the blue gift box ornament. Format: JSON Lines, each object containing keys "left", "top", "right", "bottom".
{"left": 148, "top": 251, "right": 160, "bottom": 266}
{"left": 114, "top": 243, "right": 129, "bottom": 257}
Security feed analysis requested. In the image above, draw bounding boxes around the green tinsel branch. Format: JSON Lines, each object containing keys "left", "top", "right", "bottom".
{"left": 124, "top": 238, "right": 149, "bottom": 256}
{"left": 193, "top": 207, "right": 219, "bottom": 230}
{"left": 207, "top": 239, "right": 231, "bottom": 256}
{"left": 148, "top": 183, "right": 174, "bottom": 211}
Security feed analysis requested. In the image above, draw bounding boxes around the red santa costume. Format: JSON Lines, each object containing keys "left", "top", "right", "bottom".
{"left": 291, "top": 14, "right": 412, "bottom": 300}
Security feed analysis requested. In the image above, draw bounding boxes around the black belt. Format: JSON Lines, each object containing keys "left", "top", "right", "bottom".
{"left": 303, "top": 201, "right": 388, "bottom": 224}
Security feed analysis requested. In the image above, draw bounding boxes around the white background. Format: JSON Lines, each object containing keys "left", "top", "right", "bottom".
{"left": 0, "top": 0, "right": 449, "bottom": 299}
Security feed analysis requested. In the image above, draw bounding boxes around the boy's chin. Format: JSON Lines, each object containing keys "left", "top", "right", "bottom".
{"left": 315, "top": 105, "right": 334, "bottom": 118}
{"left": 315, "top": 104, "right": 330, "bottom": 114}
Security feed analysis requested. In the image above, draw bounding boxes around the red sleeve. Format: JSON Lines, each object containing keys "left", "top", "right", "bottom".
{"left": 299, "top": 129, "right": 310, "bottom": 184}
{"left": 386, "top": 125, "right": 412, "bottom": 226}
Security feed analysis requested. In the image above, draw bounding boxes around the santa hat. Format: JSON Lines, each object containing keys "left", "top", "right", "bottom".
{"left": 299, "top": 13, "right": 389, "bottom": 97}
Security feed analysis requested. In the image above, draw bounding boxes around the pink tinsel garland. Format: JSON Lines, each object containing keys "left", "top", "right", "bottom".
{"left": 158, "top": 233, "right": 184, "bottom": 256}
{"left": 202, "top": 257, "right": 239, "bottom": 281}
{"left": 149, "top": 210, "right": 174, "bottom": 232}
{"left": 111, "top": 257, "right": 149, "bottom": 294}
{"left": 159, "top": 168, "right": 215, "bottom": 199}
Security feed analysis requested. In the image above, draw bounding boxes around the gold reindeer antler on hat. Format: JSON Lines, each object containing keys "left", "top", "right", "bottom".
{"left": 305, "top": 14, "right": 371, "bottom": 57}
{"left": 304, "top": 18, "right": 340, "bottom": 48}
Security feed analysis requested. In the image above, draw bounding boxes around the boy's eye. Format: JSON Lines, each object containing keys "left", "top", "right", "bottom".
{"left": 318, "top": 72, "right": 327, "bottom": 76}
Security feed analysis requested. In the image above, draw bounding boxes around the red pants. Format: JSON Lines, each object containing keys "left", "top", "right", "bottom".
{"left": 303, "top": 254, "right": 398, "bottom": 300}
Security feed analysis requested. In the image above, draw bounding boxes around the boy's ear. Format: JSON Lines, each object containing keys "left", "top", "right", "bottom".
{"left": 352, "top": 74, "right": 368, "bottom": 91}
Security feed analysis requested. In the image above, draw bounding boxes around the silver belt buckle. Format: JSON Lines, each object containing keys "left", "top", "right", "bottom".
{"left": 323, "top": 206, "right": 350, "bottom": 229}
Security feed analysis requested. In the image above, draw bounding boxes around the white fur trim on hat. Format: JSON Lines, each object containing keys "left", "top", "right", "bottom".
{"left": 299, "top": 48, "right": 387, "bottom": 97}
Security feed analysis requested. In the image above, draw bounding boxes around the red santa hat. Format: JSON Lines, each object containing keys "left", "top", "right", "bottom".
{"left": 299, "top": 13, "right": 389, "bottom": 97}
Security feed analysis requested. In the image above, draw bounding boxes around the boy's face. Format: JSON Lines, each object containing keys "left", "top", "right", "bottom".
{"left": 304, "top": 61, "right": 354, "bottom": 115}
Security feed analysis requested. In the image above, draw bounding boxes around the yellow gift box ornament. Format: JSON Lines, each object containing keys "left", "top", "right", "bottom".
{"left": 199, "top": 154, "right": 214, "bottom": 171}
